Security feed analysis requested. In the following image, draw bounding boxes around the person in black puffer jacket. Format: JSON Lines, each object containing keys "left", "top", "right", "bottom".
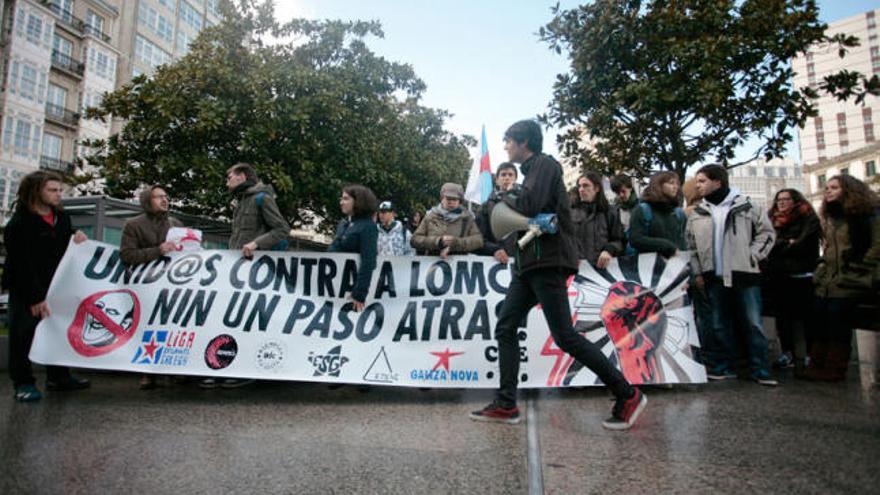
{"left": 328, "top": 184, "right": 379, "bottom": 312}
{"left": 628, "top": 171, "right": 687, "bottom": 258}
{"left": 763, "top": 188, "right": 820, "bottom": 372}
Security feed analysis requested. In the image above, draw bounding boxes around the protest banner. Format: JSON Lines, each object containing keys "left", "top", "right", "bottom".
{"left": 31, "top": 240, "right": 706, "bottom": 387}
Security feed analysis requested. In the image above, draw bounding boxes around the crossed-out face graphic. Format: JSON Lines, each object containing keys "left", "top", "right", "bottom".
{"left": 67, "top": 290, "right": 140, "bottom": 357}
{"left": 600, "top": 281, "right": 666, "bottom": 384}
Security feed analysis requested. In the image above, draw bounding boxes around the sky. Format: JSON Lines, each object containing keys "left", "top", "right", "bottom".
{"left": 272, "top": 0, "right": 879, "bottom": 176}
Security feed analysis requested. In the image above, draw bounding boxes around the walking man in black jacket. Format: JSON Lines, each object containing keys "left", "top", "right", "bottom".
{"left": 469, "top": 120, "right": 646, "bottom": 430}
{"left": 3, "top": 171, "right": 89, "bottom": 402}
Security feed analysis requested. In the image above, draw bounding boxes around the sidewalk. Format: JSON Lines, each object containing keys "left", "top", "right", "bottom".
{"left": 1, "top": 370, "right": 878, "bottom": 494}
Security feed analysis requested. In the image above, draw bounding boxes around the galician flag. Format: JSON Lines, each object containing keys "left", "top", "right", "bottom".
{"left": 465, "top": 125, "right": 493, "bottom": 204}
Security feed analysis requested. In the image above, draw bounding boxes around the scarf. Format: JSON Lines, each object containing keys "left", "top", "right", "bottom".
{"left": 430, "top": 204, "right": 464, "bottom": 223}
{"left": 771, "top": 201, "right": 812, "bottom": 229}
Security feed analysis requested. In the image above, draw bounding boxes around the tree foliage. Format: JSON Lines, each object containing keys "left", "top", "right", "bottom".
{"left": 82, "top": 0, "right": 473, "bottom": 230}
{"left": 540, "top": 0, "right": 880, "bottom": 179}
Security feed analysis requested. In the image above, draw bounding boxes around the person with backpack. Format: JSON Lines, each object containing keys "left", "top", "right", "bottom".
{"left": 200, "top": 162, "right": 291, "bottom": 389}
{"left": 571, "top": 171, "right": 624, "bottom": 268}
{"left": 804, "top": 175, "right": 879, "bottom": 382}
{"left": 411, "top": 182, "right": 483, "bottom": 259}
{"left": 628, "top": 171, "right": 687, "bottom": 257}
{"left": 376, "top": 200, "right": 415, "bottom": 256}
{"left": 328, "top": 185, "right": 380, "bottom": 312}
{"left": 226, "top": 162, "right": 291, "bottom": 258}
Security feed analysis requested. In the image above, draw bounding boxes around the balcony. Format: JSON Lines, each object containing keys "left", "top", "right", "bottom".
{"left": 40, "top": 155, "right": 75, "bottom": 173}
{"left": 51, "top": 50, "right": 85, "bottom": 77}
{"left": 83, "top": 24, "right": 111, "bottom": 43}
{"left": 40, "top": 2, "right": 111, "bottom": 43}
{"left": 45, "top": 103, "right": 80, "bottom": 128}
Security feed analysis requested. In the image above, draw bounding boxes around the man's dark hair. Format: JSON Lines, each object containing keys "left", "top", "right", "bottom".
{"left": 504, "top": 120, "right": 542, "bottom": 153}
{"left": 15, "top": 170, "right": 64, "bottom": 214}
{"left": 343, "top": 184, "right": 378, "bottom": 219}
{"left": 227, "top": 162, "right": 258, "bottom": 182}
{"left": 576, "top": 172, "right": 610, "bottom": 212}
{"left": 696, "top": 164, "right": 729, "bottom": 189}
{"left": 496, "top": 162, "right": 518, "bottom": 178}
{"left": 610, "top": 174, "right": 633, "bottom": 194}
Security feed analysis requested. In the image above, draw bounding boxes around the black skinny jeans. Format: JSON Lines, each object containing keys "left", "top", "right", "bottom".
{"left": 495, "top": 268, "right": 632, "bottom": 407}
{"left": 8, "top": 294, "right": 70, "bottom": 388}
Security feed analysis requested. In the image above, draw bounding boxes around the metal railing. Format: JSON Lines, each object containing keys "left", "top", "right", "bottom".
{"left": 51, "top": 50, "right": 85, "bottom": 76}
{"left": 41, "top": 2, "right": 111, "bottom": 43}
{"left": 83, "top": 24, "right": 111, "bottom": 43}
{"left": 40, "top": 155, "right": 74, "bottom": 173}
{"left": 45, "top": 103, "right": 80, "bottom": 127}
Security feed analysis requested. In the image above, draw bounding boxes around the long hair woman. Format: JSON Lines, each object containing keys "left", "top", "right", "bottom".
{"left": 628, "top": 171, "right": 686, "bottom": 257}
{"left": 805, "top": 175, "right": 879, "bottom": 381}
{"left": 328, "top": 184, "right": 379, "bottom": 312}
{"left": 764, "top": 188, "right": 820, "bottom": 371}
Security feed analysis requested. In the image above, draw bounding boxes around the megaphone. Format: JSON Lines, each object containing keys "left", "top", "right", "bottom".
{"left": 491, "top": 202, "right": 558, "bottom": 249}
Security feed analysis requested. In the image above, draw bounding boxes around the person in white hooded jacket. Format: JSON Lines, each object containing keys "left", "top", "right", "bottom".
{"left": 686, "top": 164, "right": 777, "bottom": 386}
{"left": 376, "top": 200, "right": 414, "bottom": 256}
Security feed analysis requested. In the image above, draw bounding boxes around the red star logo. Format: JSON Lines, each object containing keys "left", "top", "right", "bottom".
{"left": 142, "top": 335, "right": 160, "bottom": 361}
{"left": 430, "top": 348, "right": 464, "bottom": 372}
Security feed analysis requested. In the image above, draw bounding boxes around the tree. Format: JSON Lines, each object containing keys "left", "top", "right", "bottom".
{"left": 539, "top": 0, "right": 880, "bottom": 180}
{"left": 81, "top": 1, "right": 473, "bottom": 230}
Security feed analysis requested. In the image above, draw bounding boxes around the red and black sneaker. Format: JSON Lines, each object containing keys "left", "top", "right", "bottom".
{"left": 602, "top": 388, "right": 647, "bottom": 431}
{"left": 469, "top": 402, "right": 521, "bottom": 424}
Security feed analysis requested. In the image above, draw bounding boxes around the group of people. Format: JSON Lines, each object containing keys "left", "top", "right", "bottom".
{"left": 4, "top": 119, "right": 878, "bottom": 433}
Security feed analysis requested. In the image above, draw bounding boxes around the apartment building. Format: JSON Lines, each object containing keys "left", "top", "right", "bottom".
{"left": 0, "top": 0, "right": 221, "bottom": 223}
{"left": 791, "top": 8, "right": 880, "bottom": 201}
{"left": 728, "top": 156, "right": 807, "bottom": 210}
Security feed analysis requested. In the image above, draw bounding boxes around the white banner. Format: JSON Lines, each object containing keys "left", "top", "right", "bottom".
{"left": 31, "top": 241, "right": 706, "bottom": 387}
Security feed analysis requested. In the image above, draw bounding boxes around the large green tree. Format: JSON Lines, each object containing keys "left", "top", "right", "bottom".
{"left": 82, "top": 1, "right": 473, "bottom": 230}
{"left": 540, "top": 0, "right": 880, "bottom": 179}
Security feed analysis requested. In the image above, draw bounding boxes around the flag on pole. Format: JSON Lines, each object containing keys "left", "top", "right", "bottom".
{"left": 465, "top": 125, "right": 493, "bottom": 204}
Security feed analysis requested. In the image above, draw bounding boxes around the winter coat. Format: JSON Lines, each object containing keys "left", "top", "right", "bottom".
{"left": 2, "top": 208, "right": 75, "bottom": 305}
{"left": 628, "top": 201, "right": 687, "bottom": 258}
{"left": 411, "top": 207, "right": 483, "bottom": 254}
{"left": 229, "top": 182, "right": 291, "bottom": 250}
{"left": 377, "top": 220, "right": 414, "bottom": 256}
{"left": 502, "top": 153, "right": 578, "bottom": 274}
{"left": 475, "top": 185, "right": 521, "bottom": 257}
{"left": 120, "top": 188, "right": 183, "bottom": 266}
{"left": 686, "top": 192, "right": 775, "bottom": 287}
{"left": 814, "top": 210, "right": 880, "bottom": 299}
{"left": 615, "top": 191, "right": 639, "bottom": 232}
{"left": 570, "top": 201, "right": 625, "bottom": 265}
{"left": 328, "top": 216, "right": 378, "bottom": 303}
{"left": 764, "top": 211, "right": 821, "bottom": 277}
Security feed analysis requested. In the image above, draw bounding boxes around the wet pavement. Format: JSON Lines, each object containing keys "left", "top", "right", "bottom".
{"left": 1, "top": 370, "right": 878, "bottom": 494}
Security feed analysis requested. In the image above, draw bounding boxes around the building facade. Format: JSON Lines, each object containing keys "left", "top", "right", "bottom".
{"left": 728, "top": 157, "right": 807, "bottom": 210}
{"left": 791, "top": 8, "right": 879, "bottom": 202}
{"left": 802, "top": 142, "right": 880, "bottom": 207}
{"left": 0, "top": 0, "right": 221, "bottom": 224}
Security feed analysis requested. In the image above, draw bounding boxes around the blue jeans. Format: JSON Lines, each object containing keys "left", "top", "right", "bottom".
{"left": 704, "top": 278, "right": 771, "bottom": 378}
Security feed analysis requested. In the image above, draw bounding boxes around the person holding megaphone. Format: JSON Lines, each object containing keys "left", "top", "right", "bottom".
{"left": 469, "top": 120, "right": 647, "bottom": 431}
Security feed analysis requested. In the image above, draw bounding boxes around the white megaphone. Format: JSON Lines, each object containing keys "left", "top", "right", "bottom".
{"left": 491, "top": 202, "right": 558, "bottom": 249}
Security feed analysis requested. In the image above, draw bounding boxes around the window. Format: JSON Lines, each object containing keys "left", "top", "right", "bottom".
{"left": 20, "top": 65, "right": 38, "bottom": 101}
{"left": 866, "top": 160, "right": 877, "bottom": 177}
{"left": 840, "top": 167, "right": 849, "bottom": 175}
{"left": 11, "top": 119, "right": 41, "bottom": 159}
{"left": 139, "top": 3, "right": 174, "bottom": 43}
{"left": 135, "top": 35, "right": 171, "bottom": 69}
{"left": 47, "top": 83, "right": 67, "bottom": 109}
{"left": 26, "top": 14, "right": 42, "bottom": 45}
{"left": 179, "top": 1, "right": 204, "bottom": 31}
{"left": 85, "top": 10, "right": 104, "bottom": 37}
{"left": 159, "top": 0, "right": 176, "bottom": 11}
{"left": 765, "top": 167, "right": 775, "bottom": 177}
{"left": 176, "top": 30, "right": 192, "bottom": 55}
{"left": 52, "top": 0, "right": 73, "bottom": 22}
{"left": 208, "top": 0, "right": 221, "bottom": 17}
{"left": 53, "top": 35, "right": 73, "bottom": 58}
{"left": 88, "top": 48, "right": 116, "bottom": 81}
{"left": 14, "top": 120, "right": 31, "bottom": 151}
{"left": 818, "top": 174, "right": 827, "bottom": 188}
{"left": 748, "top": 167, "right": 757, "bottom": 177}
{"left": 779, "top": 167, "right": 788, "bottom": 177}
{"left": 42, "top": 132, "right": 62, "bottom": 159}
